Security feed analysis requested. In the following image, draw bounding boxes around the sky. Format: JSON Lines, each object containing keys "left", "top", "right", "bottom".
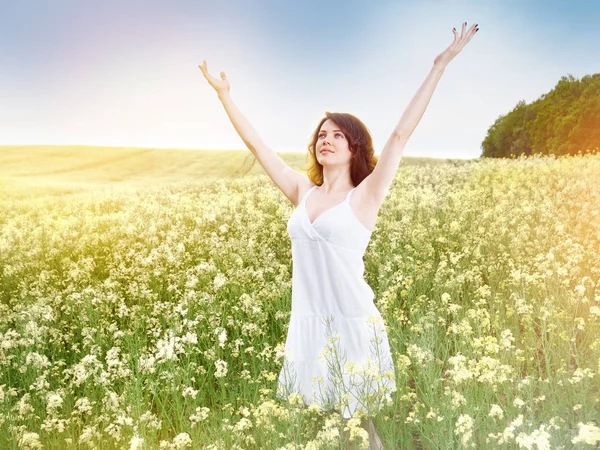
{"left": 1, "top": 0, "right": 599, "bottom": 159}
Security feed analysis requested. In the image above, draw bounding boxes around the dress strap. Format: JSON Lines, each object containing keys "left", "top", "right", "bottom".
{"left": 302, "top": 185, "right": 319, "bottom": 205}
{"left": 344, "top": 187, "right": 356, "bottom": 203}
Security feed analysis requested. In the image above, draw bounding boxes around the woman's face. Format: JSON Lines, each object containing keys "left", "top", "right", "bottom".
{"left": 316, "top": 119, "right": 352, "bottom": 166}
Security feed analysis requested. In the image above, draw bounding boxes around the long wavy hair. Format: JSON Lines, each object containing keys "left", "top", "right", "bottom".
{"left": 305, "top": 112, "right": 378, "bottom": 187}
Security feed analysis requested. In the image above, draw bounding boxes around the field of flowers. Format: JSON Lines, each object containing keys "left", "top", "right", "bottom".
{"left": 1, "top": 153, "right": 599, "bottom": 449}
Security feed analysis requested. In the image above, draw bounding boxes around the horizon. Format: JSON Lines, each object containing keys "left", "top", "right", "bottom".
{"left": 0, "top": 144, "right": 479, "bottom": 160}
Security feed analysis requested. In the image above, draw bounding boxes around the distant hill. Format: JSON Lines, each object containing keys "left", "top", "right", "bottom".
{"left": 0, "top": 145, "right": 462, "bottom": 197}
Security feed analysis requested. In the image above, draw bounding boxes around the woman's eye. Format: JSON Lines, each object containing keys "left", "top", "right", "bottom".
{"left": 319, "top": 133, "right": 343, "bottom": 138}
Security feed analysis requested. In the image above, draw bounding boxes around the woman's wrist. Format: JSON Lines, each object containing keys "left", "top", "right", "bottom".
{"left": 432, "top": 61, "right": 448, "bottom": 72}
{"left": 217, "top": 90, "right": 231, "bottom": 101}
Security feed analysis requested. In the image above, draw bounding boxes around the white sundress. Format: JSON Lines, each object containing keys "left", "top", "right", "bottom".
{"left": 276, "top": 184, "right": 397, "bottom": 419}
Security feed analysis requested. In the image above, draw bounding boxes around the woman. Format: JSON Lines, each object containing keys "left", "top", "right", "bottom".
{"left": 199, "top": 22, "right": 478, "bottom": 450}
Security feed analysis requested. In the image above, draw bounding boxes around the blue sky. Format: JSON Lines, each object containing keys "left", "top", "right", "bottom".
{"left": 1, "top": 0, "right": 599, "bottom": 159}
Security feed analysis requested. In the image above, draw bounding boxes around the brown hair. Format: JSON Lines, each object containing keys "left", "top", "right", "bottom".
{"left": 305, "top": 112, "right": 379, "bottom": 187}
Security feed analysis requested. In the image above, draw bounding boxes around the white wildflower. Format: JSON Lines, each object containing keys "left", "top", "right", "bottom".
{"left": 130, "top": 434, "right": 144, "bottom": 450}
{"left": 172, "top": 432, "right": 193, "bottom": 449}
{"left": 182, "top": 386, "right": 199, "bottom": 399}
{"left": 572, "top": 422, "right": 600, "bottom": 445}
{"left": 138, "top": 353, "right": 156, "bottom": 374}
{"left": 515, "top": 424, "right": 551, "bottom": 450}
{"left": 25, "top": 352, "right": 52, "bottom": 370}
{"left": 455, "top": 414, "right": 475, "bottom": 448}
{"left": 513, "top": 397, "right": 526, "bottom": 408}
{"left": 489, "top": 404, "right": 504, "bottom": 419}
{"left": 18, "top": 431, "right": 43, "bottom": 449}
{"left": 214, "top": 359, "right": 228, "bottom": 378}
{"left": 214, "top": 327, "right": 227, "bottom": 348}
{"left": 189, "top": 406, "right": 210, "bottom": 426}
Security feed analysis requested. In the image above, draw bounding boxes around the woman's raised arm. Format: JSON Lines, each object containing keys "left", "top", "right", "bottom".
{"left": 198, "top": 60, "right": 268, "bottom": 155}
{"left": 198, "top": 60, "right": 310, "bottom": 206}
{"left": 392, "top": 22, "right": 479, "bottom": 141}
{"left": 361, "top": 22, "right": 479, "bottom": 204}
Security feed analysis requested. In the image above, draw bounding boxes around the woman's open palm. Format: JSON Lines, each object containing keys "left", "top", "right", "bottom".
{"left": 434, "top": 22, "right": 479, "bottom": 67}
{"left": 198, "top": 60, "right": 230, "bottom": 95}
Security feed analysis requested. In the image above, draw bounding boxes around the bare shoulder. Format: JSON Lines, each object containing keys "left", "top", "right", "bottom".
{"left": 350, "top": 175, "right": 387, "bottom": 232}
{"left": 293, "top": 177, "right": 318, "bottom": 208}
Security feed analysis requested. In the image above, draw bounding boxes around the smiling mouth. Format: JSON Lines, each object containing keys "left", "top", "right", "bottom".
{"left": 321, "top": 150, "right": 333, "bottom": 153}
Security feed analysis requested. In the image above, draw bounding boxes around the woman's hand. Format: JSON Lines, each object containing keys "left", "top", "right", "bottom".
{"left": 198, "top": 60, "right": 230, "bottom": 95}
{"left": 433, "top": 22, "right": 479, "bottom": 68}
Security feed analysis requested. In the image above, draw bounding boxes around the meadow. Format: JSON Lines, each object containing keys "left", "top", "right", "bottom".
{"left": 0, "top": 146, "right": 599, "bottom": 449}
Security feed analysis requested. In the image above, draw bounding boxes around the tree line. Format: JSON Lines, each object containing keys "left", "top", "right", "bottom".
{"left": 481, "top": 73, "right": 600, "bottom": 158}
